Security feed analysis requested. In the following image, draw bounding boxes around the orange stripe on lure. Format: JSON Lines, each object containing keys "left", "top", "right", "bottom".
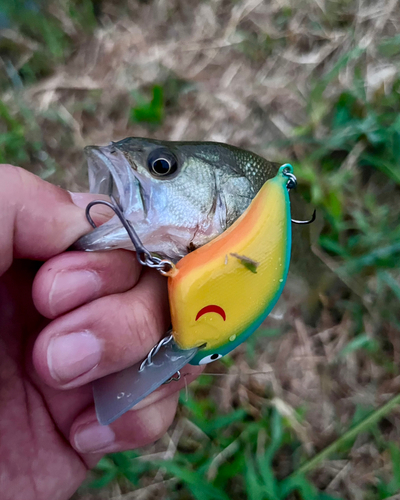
{"left": 163, "top": 164, "right": 293, "bottom": 365}
{"left": 91, "top": 164, "right": 296, "bottom": 425}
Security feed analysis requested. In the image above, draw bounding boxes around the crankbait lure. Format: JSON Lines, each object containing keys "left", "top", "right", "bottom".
{"left": 167, "top": 164, "right": 292, "bottom": 365}
{"left": 88, "top": 164, "right": 314, "bottom": 424}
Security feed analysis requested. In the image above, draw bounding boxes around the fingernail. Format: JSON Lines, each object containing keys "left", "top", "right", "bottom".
{"left": 74, "top": 422, "right": 115, "bottom": 453}
{"left": 49, "top": 270, "right": 101, "bottom": 316}
{"left": 48, "top": 331, "right": 102, "bottom": 383}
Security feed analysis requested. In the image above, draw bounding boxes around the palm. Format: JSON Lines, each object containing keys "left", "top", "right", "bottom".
{"left": 0, "top": 261, "right": 92, "bottom": 500}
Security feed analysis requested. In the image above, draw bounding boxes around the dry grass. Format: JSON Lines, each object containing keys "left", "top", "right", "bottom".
{"left": 2, "top": 0, "right": 400, "bottom": 499}
{"left": 4, "top": 0, "right": 399, "bottom": 183}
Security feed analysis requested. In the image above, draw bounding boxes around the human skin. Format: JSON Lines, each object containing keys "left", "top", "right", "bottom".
{"left": 0, "top": 165, "right": 202, "bottom": 500}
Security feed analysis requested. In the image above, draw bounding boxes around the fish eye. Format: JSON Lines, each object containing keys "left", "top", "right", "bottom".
{"left": 147, "top": 149, "right": 178, "bottom": 177}
{"left": 198, "top": 353, "right": 223, "bottom": 365}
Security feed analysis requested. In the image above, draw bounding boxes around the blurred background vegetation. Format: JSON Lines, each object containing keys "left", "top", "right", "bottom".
{"left": 1, "top": 0, "right": 400, "bottom": 499}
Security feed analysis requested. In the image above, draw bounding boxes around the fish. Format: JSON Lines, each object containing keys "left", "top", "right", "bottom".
{"left": 73, "top": 138, "right": 279, "bottom": 260}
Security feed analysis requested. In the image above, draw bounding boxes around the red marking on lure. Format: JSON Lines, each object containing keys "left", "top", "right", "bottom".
{"left": 195, "top": 305, "right": 226, "bottom": 322}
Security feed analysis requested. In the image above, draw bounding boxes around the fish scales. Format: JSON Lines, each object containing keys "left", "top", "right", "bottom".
{"left": 73, "top": 138, "right": 279, "bottom": 260}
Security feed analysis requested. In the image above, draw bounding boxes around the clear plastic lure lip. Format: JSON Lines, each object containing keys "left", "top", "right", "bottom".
{"left": 93, "top": 339, "right": 198, "bottom": 425}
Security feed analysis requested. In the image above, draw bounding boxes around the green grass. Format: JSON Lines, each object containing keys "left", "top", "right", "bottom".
{"left": 88, "top": 390, "right": 343, "bottom": 500}
{"left": 0, "top": 98, "right": 57, "bottom": 177}
{"left": 86, "top": 382, "right": 400, "bottom": 499}
{"left": 0, "top": 0, "right": 98, "bottom": 176}
{"left": 289, "top": 42, "right": 400, "bottom": 378}
{"left": 88, "top": 39, "right": 400, "bottom": 498}
{"left": 130, "top": 85, "right": 165, "bottom": 126}
{"left": 3, "top": 2, "right": 400, "bottom": 499}
{"left": 1, "top": 0, "right": 96, "bottom": 88}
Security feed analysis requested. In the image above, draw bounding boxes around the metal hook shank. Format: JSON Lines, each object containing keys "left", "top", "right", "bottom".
{"left": 292, "top": 209, "right": 316, "bottom": 225}
{"left": 86, "top": 196, "right": 151, "bottom": 257}
{"left": 281, "top": 168, "right": 316, "bottom": 225}
{"left": 85, "top": 196, "right": 174, "bottom": 273}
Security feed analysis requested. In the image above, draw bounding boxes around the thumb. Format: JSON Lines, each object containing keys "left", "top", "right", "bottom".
{"left": 0, "top": 165, "right": 112, "bottom": 275}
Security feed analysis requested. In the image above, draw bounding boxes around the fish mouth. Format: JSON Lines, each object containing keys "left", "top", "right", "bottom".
{"left": 72, "top": 144, "right": 147, "bottom": 253}
{"left": 85, "top": 144, "right": 142, "bottom": 213}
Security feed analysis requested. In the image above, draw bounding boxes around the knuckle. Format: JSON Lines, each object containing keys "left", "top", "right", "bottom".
{"left": 0, "top": 163, "right": 20, "bottom": 172}
{"left": 0, "top": 164, "right": 21, "bottom": 189}
{"left": 128, "top": 297, "right": 163, "bottom": 351}
{"left": 0, "top": 165, "right": 35, "bottom": 201}
{"left": 0, "top": 164, "right": 27, "bottom": 183}
{"left": 0, "top": 166, "right": 29, "bottom": 274}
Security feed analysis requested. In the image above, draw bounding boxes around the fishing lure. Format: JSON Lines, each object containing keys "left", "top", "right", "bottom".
{"left": 87, "top": 164, "right": 314, "bottom": 424}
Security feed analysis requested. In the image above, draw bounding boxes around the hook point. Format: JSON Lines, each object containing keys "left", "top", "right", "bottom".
{"left": 291, "top": 209, "right": 316, "bottom": 225}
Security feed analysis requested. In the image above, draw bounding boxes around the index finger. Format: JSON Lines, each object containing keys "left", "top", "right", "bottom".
{"left": 0, "top": 165, "right": 111, "bottom": 275}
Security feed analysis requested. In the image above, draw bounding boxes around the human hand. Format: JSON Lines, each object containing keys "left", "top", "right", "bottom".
{"left": 0, "top": 165, "right": 202, "bottom": 500}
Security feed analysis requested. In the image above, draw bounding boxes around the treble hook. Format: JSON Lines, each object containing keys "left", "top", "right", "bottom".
{"left": 85, "top": 196, "right": 174, "bottom": 273}
{"left": 85, "top": 195, "right": 149, "bottom": 257}
{"left": 283, "top": 167, "right": 316, "bottom": 226}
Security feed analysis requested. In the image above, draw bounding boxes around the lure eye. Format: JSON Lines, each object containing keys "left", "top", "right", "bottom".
{"left": 147, "top": 149, "right": 178, "bottom": 177}
{"left": 198, "top": 353, "right": 223, "bottom": 365}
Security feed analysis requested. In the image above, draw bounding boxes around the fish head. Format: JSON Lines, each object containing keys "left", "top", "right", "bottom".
{"left": 75, "top": 138, "right": 278, "bottom": 260}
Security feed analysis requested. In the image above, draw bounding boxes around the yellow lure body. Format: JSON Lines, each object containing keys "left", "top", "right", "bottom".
{"left": 166, "top": 165, "right": 292, "bottom": 365}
